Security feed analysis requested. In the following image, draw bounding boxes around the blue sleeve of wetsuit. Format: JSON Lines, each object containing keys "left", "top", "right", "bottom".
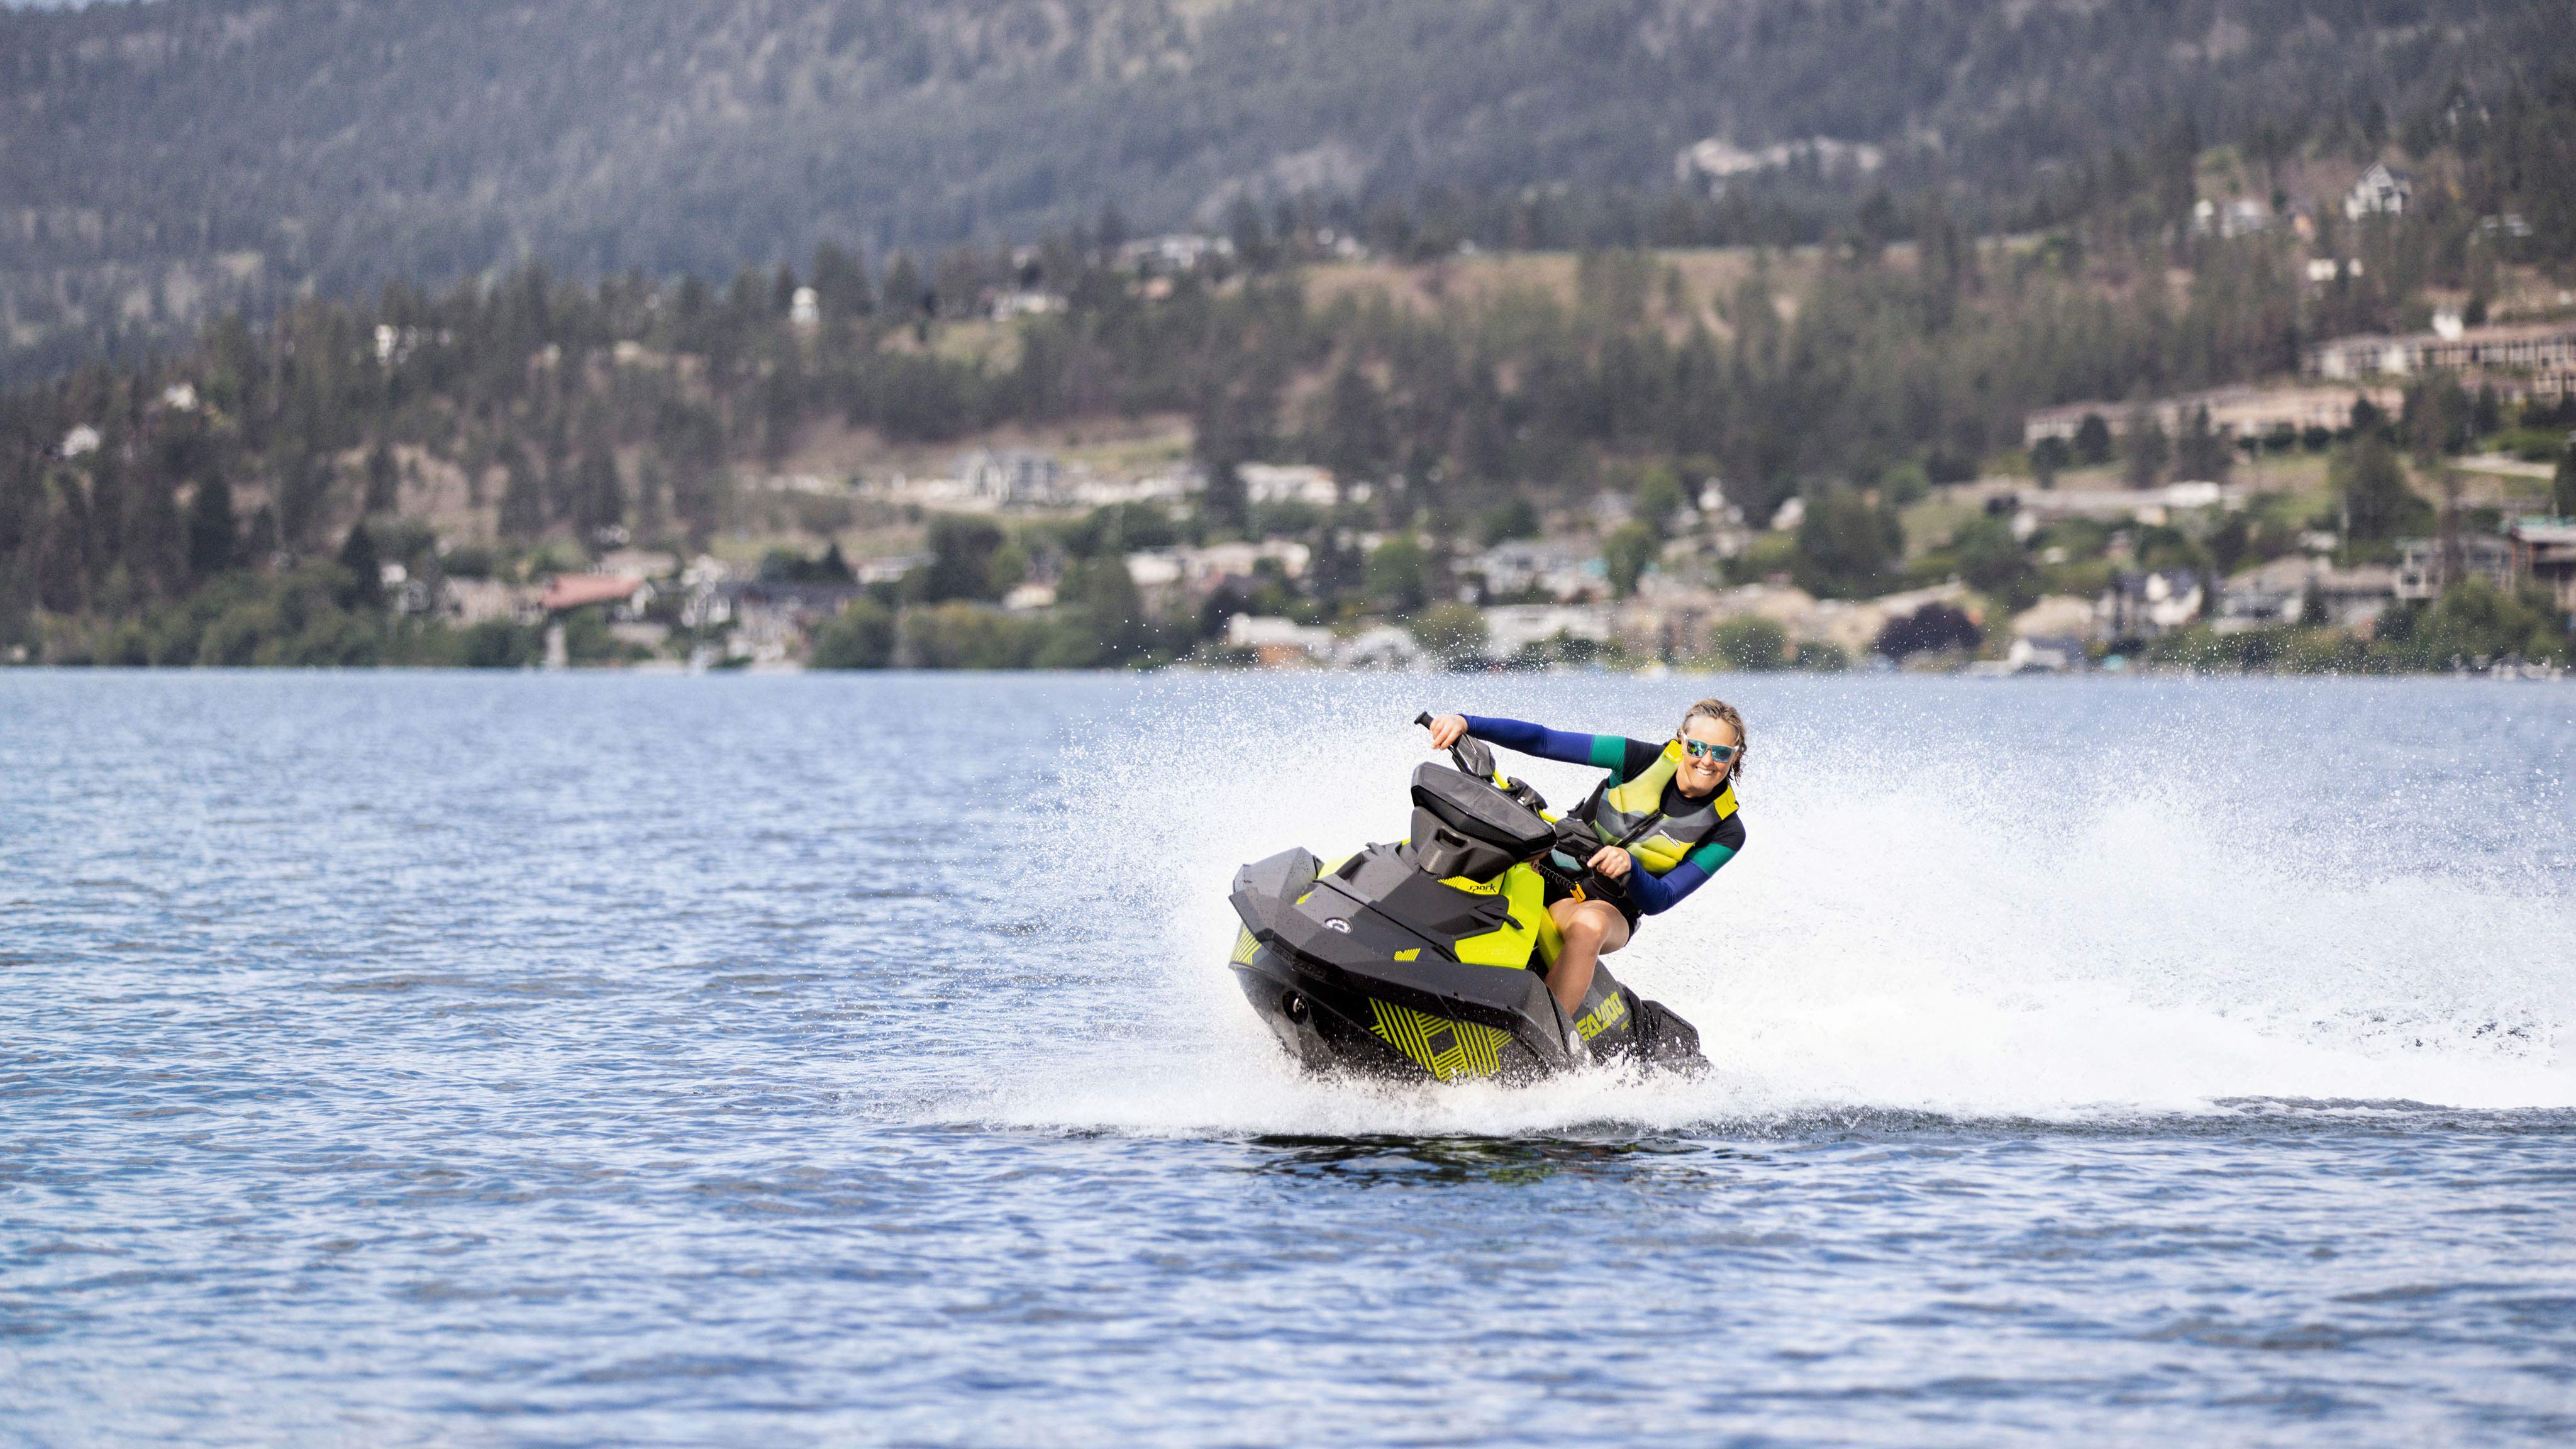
{"left": 1459, "top": 715, "right": 1629, "bottom": 772}
{"left": 1622, "top": 823, "right": 1745, "bottom": 916}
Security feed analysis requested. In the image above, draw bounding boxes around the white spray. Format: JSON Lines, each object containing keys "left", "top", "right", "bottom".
{"left": 991, "top": 675, "right": 2576, "bottom": 1134}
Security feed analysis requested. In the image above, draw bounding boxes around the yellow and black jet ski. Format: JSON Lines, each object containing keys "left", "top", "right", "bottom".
{"left": 1225, "top": 714, "right": 1707, "bottom": 1084}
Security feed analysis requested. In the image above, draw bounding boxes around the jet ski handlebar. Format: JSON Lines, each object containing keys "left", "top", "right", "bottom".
{"left": 1413, "top": 711, "right": 1497, "bottom": 779}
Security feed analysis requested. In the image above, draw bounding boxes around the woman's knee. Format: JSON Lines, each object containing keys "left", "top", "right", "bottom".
{"left": 1560, "top": 903, "right": 1614, "bottom": 943}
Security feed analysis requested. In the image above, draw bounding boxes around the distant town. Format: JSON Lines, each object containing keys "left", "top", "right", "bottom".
{"left": 6, "top": 138, "right": 2573, "bottom": 677}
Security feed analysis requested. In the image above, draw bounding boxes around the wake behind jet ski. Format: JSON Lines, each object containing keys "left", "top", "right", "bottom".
{"left": 1225, "top": 712, "right": 1721, "bottom": 1084}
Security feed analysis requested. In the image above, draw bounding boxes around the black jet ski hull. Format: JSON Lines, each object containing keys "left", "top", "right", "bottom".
{"left": 1226, "top": 844, "right": 1707, "bottom": 1085}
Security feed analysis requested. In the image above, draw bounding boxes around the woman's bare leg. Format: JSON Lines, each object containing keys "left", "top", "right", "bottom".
{"left": 1545, "top": 898, "right": 1631, "bottom": 1020}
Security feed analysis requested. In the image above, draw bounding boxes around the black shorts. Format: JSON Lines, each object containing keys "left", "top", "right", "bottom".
{"left": 1541, "top": 869, "right": 1641, "bottom": 935}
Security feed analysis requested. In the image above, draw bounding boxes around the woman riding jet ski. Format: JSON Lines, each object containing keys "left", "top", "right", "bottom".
{"left": 1225, "top": 701, "right": 1747, "bottom": 1084}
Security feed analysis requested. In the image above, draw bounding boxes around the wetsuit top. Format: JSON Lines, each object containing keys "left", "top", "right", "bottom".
{"left": 1458, "top": 714, "right": 1746, "bottom": 916}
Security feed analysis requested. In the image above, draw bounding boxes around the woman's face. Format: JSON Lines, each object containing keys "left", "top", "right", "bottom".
{"left": 1676, "top": 716, "right": 1740, "bottom": 796}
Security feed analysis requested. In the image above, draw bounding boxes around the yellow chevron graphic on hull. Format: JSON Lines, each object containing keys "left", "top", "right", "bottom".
{"left": 1367, "top": 998, "right": 1510, "bottom": 1082}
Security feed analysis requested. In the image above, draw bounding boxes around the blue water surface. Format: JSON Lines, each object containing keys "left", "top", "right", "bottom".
{"left": 3, "top": 670, "right": 2573, "bottom": 1447}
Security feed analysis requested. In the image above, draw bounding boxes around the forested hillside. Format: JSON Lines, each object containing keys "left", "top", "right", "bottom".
{"left": 4, "top": 0, "right": 2563, "bottom": 378}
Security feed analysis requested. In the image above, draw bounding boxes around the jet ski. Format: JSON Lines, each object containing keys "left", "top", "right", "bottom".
{"left": 1225, "top": 714, "right": 1708, "bottom": 1084}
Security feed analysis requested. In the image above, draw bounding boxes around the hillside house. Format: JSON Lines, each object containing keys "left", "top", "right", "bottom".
{"left": 1224, "top": 614, "right": 1333, "bottom": 667}
{"left": 958, "top": 449, "right": 1065, "bottom": 509}
{"left": 2023, "top": 385, "right": 2400, "bottom": 448}
{"left": 1238, "top": 464, "right": 1338, "bottom": 508}
{"left": 2395, "top": 535, "right": 2516, "bottom": 602}
{"left": 2216, "top": 557, "right": 2396, "bottom": 632}
{"left": 1335, "top": 625, "right": 1428, "bottom": 670}
{"left": 2098, "top": 570, "right": 2206, "bottom": 638}
{"left": 2345, "top": 163, "right": 2413, "bottom": 219}
{"left": 1468, "top": 540, "right": 1601, "bottom": 601}
{"left": 1125, "top": 541, "right": 1312, "bottom": 607}
{"left": 2509, "top": 519, "right": 2576, "bottom": 612}
{"left": 2306, "top": 319, "right": 2576, "bottom": 399}
{"left": 2192, "top": 197, "right": 2270, "bottom": 238}
{"left": 1482, "top": 604, "right": 1613, "bottom": 660}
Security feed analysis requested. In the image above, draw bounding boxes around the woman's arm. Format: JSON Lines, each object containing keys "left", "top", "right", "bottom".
{"left": 1621, "top": 816, "right": 1746, "bottom": 915}
{"left": 1459, "top": 714, "right": 1634, "bottom": 772}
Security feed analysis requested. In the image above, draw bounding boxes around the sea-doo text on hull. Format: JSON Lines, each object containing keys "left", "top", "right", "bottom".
{"left": 1226, "top": 716, "right": 1707, "bottom": 1084}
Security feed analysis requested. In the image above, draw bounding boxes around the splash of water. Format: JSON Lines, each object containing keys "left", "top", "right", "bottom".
{"left": 991, "top": 677, "right": 2576, "bottom": 1134}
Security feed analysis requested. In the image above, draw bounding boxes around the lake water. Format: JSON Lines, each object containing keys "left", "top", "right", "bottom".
{"left": 4, "top": 670, "right": 2574, "bottom": 1446}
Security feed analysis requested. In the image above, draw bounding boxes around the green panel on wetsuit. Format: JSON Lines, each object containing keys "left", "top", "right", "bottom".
{"left": 1586, "top": 734, "right": 1628, "bottom": 777}
{"left": 1687, "top": 841, "right": 1736, "bottom": 873}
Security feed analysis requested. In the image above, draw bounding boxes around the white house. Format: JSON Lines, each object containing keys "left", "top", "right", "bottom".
{"left": 1468, "top": 540, "right": 1601, "bottom": 601}
{"left": 1482, "top": 604, "right": 1613, "bottom": 660}
{"left": 958, "top": 449, "right": 1065, "bottom": 508}
{"left": 1238, "top": 464, "right": 1338, "bottom": 508}
{"left": 1333, "top": 625, "right": 1428, "bottom": 670}
{"left": 2345, "top": 163, "right": 2413, "bottom": 219}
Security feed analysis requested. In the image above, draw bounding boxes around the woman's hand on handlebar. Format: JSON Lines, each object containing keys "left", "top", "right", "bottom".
{"left": 1425, "top": 713, "right": 1468, "bottom": 750}
{"left": 1587, "top": 847, "right": 1633, "bottom": 880}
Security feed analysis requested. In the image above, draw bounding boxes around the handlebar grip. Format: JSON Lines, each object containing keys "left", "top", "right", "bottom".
{"left": 1413, "top": 711, "right": 1435, "bottom": 728}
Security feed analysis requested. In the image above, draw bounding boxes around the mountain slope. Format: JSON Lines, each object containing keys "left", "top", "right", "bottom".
{"left": 1, "top": 0, "right": 2560, "bottom": 377}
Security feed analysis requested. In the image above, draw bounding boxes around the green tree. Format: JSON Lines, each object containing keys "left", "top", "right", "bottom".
{"left": 916, "top": 515, "right": 1008, "bottom": 602}
{"left": 2331, "top": 435, "right": 2427, "bottom": 543}
{"left": 1407, "top": 602, "right": 1489, "bottom": 665}
{"left": 2554, "top": 440, "right": 2575, "bottom": 519}
{"left": 2174, "top": 406, "right": 2232, "bottom": 484}
{"left": 2073, "top": 414, "right": 2113, "bottom": 467}
{"left": 1874, "top": 602, "right": 1983, "bottom": 658}
{"left": 334, "top": 525, "right": 384, "bottom": 612}
{"left": 1706, "top": 616, "right": 1787, "bottom": 671}
{"left": 2124, "top": 410, "right": 2170, "bottom": 489}
{"left": 1792, "top": 489, "right": 1903, "bottom": 599}
{"left": 1075, "top": 556, "right": 1150, "bottom": 663}
{"left": 1950, "top": 515, "right": 2039, "bottom": 610}
{"left": 2030, "top": 436, "right": 2069, "bottom": 488}
{"left": 1602, "top": 521, "right": 1658, "bottom": 597}
{"left": 809, "top": 597, "right": 896, "bottom": 668}
{"left": 1366, "top": 535, "right": 1430, "bottom": 612}
{"left": 497, "top": 443, "right": 545, "bottom": 540}
{"left": 2402, "top": 377, "right": 2472, "bottom": 464}
{"left": 1631, "top": 464, "right": 1686, "bottom": 538}
{"left": 902, "top": 601, "right": 1050, "bottom": 669}
{"left": 572, "top": 447, "right": 624, "bottom": 535}
{"left": 186, "top": 474, "right": 237, "bottom": 579}
{"left": 2409, "top": 577, "right": 2568, "bottom": 665}
{"left": 1479, "top": 494, "right": 1540, "bottom": 545}
{"left": 461, "top": 619, "right": 539, "bottom": 667}
{"left": 1317, "top": 364, "right": 1391, "bottom": 483}
{"left": 363, "top": 442, "right": 399, "bottom": 514}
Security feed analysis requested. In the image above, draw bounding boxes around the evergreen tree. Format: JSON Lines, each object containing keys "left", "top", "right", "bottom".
{"left": 572, "top": 447, "right": 624, "bottom": 535}
{"left": 811, "top": 242, "right": 873, "bottom": 319}
{"left": 2174, "top": 406, "right": 2231, "bottom": 484}
{"left": 335, "top": 523, "right": 384, "bottom": 611}
{"left": 497, "top": 444, "right": 545, "bottom": 540}
{"left": 1793, "top": 488, "right": 1904, "bottom": 599}
{"left": 809, "top": 597, "right": 896, "bottom": 669}
{"left": 2124, "top": 408, "right": 2170, "bottom": 490}
{"left": 2331, "top": 435, "right": 2425, "bottom": 543}
{"left": 185, "top": 473, "right": 236, "bottom": 579}
{"left": 1079, "top": 556, "right": 1149, "bottom": 662}
{"left": 2073, "top": 413, "right": 2113, "bottom": 467}
{"left": 364, "top": 442, "right": 399, "bottom": 514}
